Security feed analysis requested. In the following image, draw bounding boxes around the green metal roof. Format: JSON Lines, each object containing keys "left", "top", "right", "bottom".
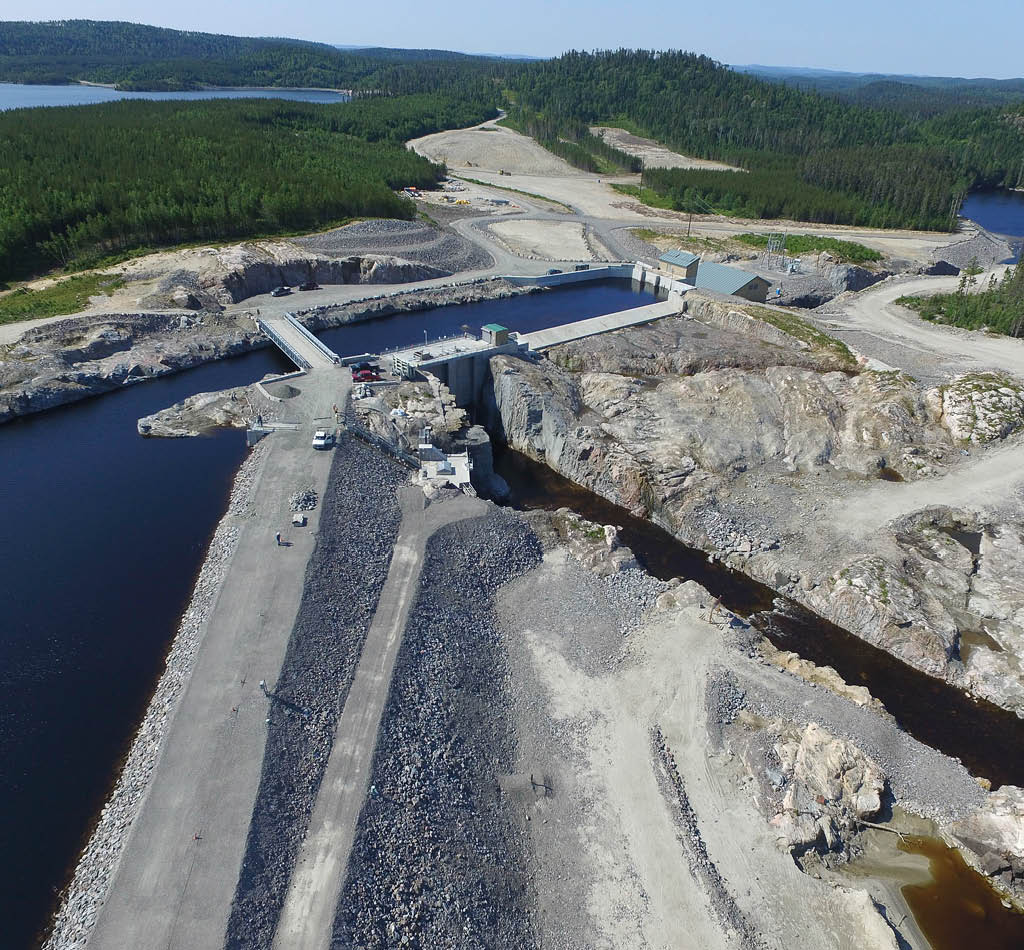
{"left": 694, "top": 261, "right": 761, "bottom": 295}
{"left": 482, "top": 323, "right": 508, "bottom": 332}
{"left": 659, "top": 249, "right": 700, "bottom": 268}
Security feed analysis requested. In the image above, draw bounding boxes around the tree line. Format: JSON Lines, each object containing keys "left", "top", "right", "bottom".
{"left": 899, "top": 264, "right": 1024, "bottom": 336}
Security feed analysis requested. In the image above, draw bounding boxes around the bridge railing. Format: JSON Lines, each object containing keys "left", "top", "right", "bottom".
{"left": 257, "top": 317, "right": 311, "bottom": 370}
{"left": 284, "top": 314, "right": 340, "bottom": 364}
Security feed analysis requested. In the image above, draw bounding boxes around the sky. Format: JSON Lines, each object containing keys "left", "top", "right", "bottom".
{"left": 6, "top": 0, "right": 1024, "bottom": 79}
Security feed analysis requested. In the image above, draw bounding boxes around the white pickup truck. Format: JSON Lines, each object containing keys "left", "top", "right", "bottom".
{"left": 312, "top": 429, "right": 334, "bottom": 449}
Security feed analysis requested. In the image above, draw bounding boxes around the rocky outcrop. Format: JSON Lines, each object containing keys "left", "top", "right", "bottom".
{"left": 215, "top": 248, "right": 449, "bottom": 305}
{"left": 756, "top": 642, "right": 889, "bottom": 714}
{"left": 0, "top": 279, "right": 530, "bottom": 427}
{"left": 0, "top": 311, "right": 262, "bottom": 425}
{"left": 483, "top": 305, "right": 1024, "bottom": 713}
{"left": 926, "top": 373, "right": 1024, "bottom": 444}
{"left": 734, "top": 719, "right": 885, "bottom": 862}
{"left": 132, "top": 241, "right": 452, "bottom": 309}
{"left": 950, "top": 785, "right": 1024, "bottom": 904}
{"left": 137, "top": 384, "right": 263, "bottom": 437}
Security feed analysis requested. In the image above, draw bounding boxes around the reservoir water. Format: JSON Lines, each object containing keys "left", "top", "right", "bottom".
{"left": 0, "top": 279, "right": 651, "bottom": 949}
{"left": 0, "top": 82, "right": 349, "bottom": 111}
{"left": 962, "top": 190, "right": 1024, "bottom": 261}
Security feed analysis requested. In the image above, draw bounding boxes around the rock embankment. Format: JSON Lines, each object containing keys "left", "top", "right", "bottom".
{"left": 137, "top": 383, "right": 269, "bottom": 437}
{"left": 483, "top": 298, "right": 1024, "bottom": 713}
{"left": 43, "top": 441, "right": 267, "bottom": 950}
{"left": 0, "top": 278, "right": 534, "bottom": 427}
{"left": 225, "top": 438, "right": 407, "bottom": 948}
{"left": 334, "top": 508, "right": 541, "bottom": 948}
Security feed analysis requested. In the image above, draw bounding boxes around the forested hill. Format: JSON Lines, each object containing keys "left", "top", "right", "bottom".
{"left": 0, "top": 94, "right": 498, "bottom": 284}
{"left": 504, "top": 50, "right": 1024, "bottom": 231}
{"left": 739, "top": 65, "right": 1024, "bottom": 117}
{"left": 0, "top": 20, "right": 498, "bottom": 90}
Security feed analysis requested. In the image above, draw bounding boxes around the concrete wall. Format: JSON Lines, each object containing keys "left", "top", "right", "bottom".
{"left": 422, "top": 341, "right": 527, "bottom": 408}
{"left": 501, "top": 264, "right": 634, "bottom": 287}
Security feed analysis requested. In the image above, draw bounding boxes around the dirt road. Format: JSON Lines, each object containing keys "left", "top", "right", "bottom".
{"left": 821, "top": 269, "right": 1024, "bottom": 378}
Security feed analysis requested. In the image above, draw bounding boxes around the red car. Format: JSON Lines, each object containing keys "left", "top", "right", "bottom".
{"left": 352, "top": 369, "right": 381, "bottom": 382}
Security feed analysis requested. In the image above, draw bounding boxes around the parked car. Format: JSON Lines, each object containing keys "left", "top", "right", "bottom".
{"left": 298, "top": 281, "right": 319, "bottom": 291}
{"left": 352, "top": 370, "right": 381, "bottom": 383}
{"left": 350, "top": 361, "right": 380, "bottom": 372}
{"left": 270, "top": 285, "right": 291, "bottom": 297}
{"left": 312, "top": 429, "right": 334, "bottom": 449}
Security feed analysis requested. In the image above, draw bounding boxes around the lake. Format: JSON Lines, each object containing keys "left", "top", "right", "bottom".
{"left": 0, "top": 279, "right": 652, "bottom": 949}
{"left": 961, "top": 190, "right": 1024, "bottom": 261}
{"left": 0, "top": 82, "right": 349, "bottom": 111}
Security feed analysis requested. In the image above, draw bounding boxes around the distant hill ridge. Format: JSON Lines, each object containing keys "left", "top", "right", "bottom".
{"left": 0, "top": 20, "right": 499, "bottom": 89}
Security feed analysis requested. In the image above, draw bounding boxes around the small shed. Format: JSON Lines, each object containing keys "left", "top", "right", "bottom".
{"left": 481, "top": 323, "right": 510, "bottom": 346}
{"left": 658, "top": 249, "right": 700, "bottom": 281}
{"left": 694, "top": 261, "right": 771, "bottom": 303}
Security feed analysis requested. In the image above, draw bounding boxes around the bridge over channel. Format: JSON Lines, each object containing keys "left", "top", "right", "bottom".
{"left": 257, "top": 313, "right": 340, "bottom": 370}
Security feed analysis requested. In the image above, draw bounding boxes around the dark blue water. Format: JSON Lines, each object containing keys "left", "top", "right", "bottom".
{"left": 0, "top": 280, "right": 650, "bottom": 948}
{"left": 0, "top": 82, "right": 349, "bottom": 111}
{"left": 318, "top": 279, "right": 656, "bottom": 357}
{"left": 962, "top": 190, "right": 1024, "bottom": 261}
{"left": 0, "top": 347, "right": 291, "bottom": 949}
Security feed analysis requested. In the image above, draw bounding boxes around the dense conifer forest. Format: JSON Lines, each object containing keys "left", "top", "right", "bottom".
{"left": 0, "top": 20, "right": 496, "bottom": 90}
{"left": 2, "top": 23, "right": 1023, "bottom": 282}
{"left": 0, "top": 95, "right": 496, "bottom": 282}
{"left": 502, "top": 50, "right": 1024, "bottom": 231}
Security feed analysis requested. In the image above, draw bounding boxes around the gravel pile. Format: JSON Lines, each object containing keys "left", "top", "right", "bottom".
{"left": 933, "top": 227, "right": 1014, "bottom": 268}
{"left": 43, "top": 441, "right": 268, "bottom": 950}
{"left": 332, "top": 508, "right": 543, "bottom": 950}
{"left": 653, "top": 727, "right": 764, "bottom": 950}
{"left": 703, "top": 668, "right": 746, "bottom": 749}
{"left": 289, "top": 487, "right": 318, "bottom": 511}
{"left": 225, "top": 438, "right": 407, "bottom": 950}
{"left": 296, "top": 219, "right": 493, "bottom": 273}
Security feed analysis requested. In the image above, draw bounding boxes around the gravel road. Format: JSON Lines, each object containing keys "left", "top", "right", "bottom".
{"left": 225, "top": 437, "right": 408, "bottom": 949}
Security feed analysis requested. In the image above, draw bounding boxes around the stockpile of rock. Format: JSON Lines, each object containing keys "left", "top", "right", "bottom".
{"left": 295, "top": 218, "right": 494, "bottom": 273}
{"left": 333, "top": 508, "right": 543, "bottom": 949}
{"left": 44, "top": 442, "right": 267, "bottom": 950}
{"left": 225, "top": 439, "right": 407, "bottom": 949}
{"left": 288, "top": 487, "right": 318, "bottom": 512}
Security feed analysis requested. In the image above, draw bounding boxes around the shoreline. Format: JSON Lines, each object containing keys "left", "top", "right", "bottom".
{"left": 0, "top": 276, "right": 537, "bottom": 427}
{"left": 41, "top": 440, "right": 267, "bottom": 950}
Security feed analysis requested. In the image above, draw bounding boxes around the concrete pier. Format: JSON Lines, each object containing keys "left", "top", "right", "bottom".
{"left": 520, "top": 297, "right": 682, "bottom": 350}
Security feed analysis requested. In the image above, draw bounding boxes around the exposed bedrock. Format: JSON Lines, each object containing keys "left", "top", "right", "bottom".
{"left": 481, "top": 297, "right": 1024, "bottom": 712}
{"left": 224, "top": 439, "right": 407, "bottom": 949}
{"left": 333, "top": 508, "right": 542, "bottom": 949}
{"left": 0, "top": 279, "right": 530, "bottom": 426}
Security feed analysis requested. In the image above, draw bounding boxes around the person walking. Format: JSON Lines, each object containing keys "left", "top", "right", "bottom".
{"left": 275, "top": 531, "right": 281, "bottom": 546}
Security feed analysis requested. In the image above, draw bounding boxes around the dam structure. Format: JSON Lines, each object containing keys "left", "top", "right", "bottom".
{"left": 256, "top": 264, "right": 688, "bottom": 412}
